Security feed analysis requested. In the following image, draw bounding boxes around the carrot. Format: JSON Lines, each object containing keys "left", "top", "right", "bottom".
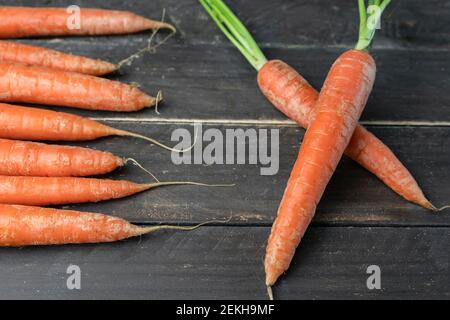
{"left": 266, "top": 48, "right": 377, "bottom": 292}
{"left": 200, "top": 0, "right": 435, "bottom": 211}
{"left": 264, "top": 1, "right": 391, "bottom": 296}
{"left": 0, "top": 176, "right": 231, "bottom": 206}
{"left": 0, "top": 204, "right": 209, "bottom": 247}
{"left": 0, "top": 139, "right": 123, "bottom": 177}
{"left": 0, "top": 62, "right": 159, "bottom": 112}
{"left": 0, "top": 7, "right": 176, "bottom": 38}
{"left": 0, "top": 41, "right": 117, "bottom": 75}
{"left": 0, "top": 103, "right": 189, "bottom": 151}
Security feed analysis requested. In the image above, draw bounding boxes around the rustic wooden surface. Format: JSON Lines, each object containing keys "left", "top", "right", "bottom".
{"left": 0, "top": 0, "right": 449, "bottom": 300}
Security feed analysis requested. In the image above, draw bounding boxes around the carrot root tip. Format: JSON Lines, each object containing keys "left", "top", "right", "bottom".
{"left": 149, "top": 8, "right": 177, "bottom": 33}
{"left": 154, "top": 90, "right": 163, "bottom": 114}
{"left": 436, "top": 205, "right": 450, "bottom": 212}
{"left": 421, "top": 200, "right": 439, "bottom": 212}
{"left": 159, "top": 22, "right": 177, "bottom": 33}
{"left": 267, "top": 286, "right": 274, "bottom": 300}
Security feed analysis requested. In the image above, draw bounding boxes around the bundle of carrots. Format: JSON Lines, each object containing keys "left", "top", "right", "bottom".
{"left": 0, "top": 6, "right": 222, "bottom": 247}
{"left": 201, "top": 0, "right": 445, "bottom": 299}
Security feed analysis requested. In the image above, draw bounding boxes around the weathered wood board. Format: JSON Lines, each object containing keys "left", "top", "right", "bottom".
{"left": 0, "top": 0, "right": 448, "bottom": 299}
{"left": 0, "top": 227, "right": 447, "bottom": 300}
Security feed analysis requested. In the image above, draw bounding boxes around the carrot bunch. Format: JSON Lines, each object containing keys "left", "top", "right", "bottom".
{"left": 201, "top": 0, "right": 444, "bottom": 298}
{"left": 0, "top": 6, "right": 222, "bottom": 247}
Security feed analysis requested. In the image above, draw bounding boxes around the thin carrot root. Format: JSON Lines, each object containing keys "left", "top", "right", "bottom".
{"left": 124, "top": 159, "right": 234, "bottom": 189}
{"left": 154, "top": 90, "right": 163, "bottom": 114}
{"left": 143, "top": 181, "right": 235, "bottom": 190}
{"left": 124, "top": 158, "right": 160, "bottom": 182}
{"left": 116, "top": 9, "right": 176, "bottom": 69}
{"left": 267, "top": 286, "right": 274, "bottom": 301}
{"left": 114, "top": 130, "right": 189, "bottom": 152}
{"left": 435, "top": 205, "right": 450, "bottom": 212}
{"left": 138, "top": 217, "right": 232, "bottom": 236}
{"left": 115, "top": 123, "right": 199, "bottom": 153}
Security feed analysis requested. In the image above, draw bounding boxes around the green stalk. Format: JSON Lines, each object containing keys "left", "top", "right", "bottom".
{"left": 356, "top": 0, "right": 391, "bottom": 51}
{"left": 199, "top": 0, "right": 268, "bottom": 71}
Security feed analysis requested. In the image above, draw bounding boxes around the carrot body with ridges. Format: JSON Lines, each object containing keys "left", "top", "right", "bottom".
{"left": 0, "top": 204, "right": 168, "bottom": 246}
{"left": 0, "top": 7, "right": 175, "bottom": 38}
{"left": 0, "top": 41, "right": 117, "bottom": 75}
{"left": 0, "top": 103, "right": 125, "bottom": 141}
{"left": 0, "top": 63, "right": 156, "bottom": 111}
{"left": 0, "top": 176, "right": 220, "bottom": 206}
{"left": 265, "top": 49, "right": 376, "bottom": 286}
{"left": 0, "top": 176, "right": 148, "bottom": 206}
{"left": 257, "top": 60, "right": 433, "bottom": 210}
{"left": 0, "top": 139, "right": 123, "bottom": 177}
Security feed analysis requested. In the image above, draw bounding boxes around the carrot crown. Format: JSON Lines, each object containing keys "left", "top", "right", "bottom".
{"left": 199, "top": 0, "right": 268, "bottom": 71}
{"left": 356, "top": 0, "right": 391, "bottom": 51}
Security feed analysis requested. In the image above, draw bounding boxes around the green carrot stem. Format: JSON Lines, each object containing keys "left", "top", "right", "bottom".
{"left": 199, "top": 0, "right": 268, "bottom": 71}
{"left": 356, "top": 0, "right": 391, "bottom": 51}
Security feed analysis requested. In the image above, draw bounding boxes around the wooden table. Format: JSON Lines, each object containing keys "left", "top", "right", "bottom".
{"left": 1, "top": 0, "right": 448, "bottom": 299}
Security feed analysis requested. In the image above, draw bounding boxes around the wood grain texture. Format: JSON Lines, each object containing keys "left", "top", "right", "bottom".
{"left": 0, "top": 0, "right": 448, "bottom": 300}
{"left": 0, "top": 0, "right": 447, "bottom": 122}
{"left": 0, "top": 226, "right": 447, "bottom": 300}
{"left": 4, "top": 0, "right": 450, "bottom": 48}
{"left": 7, "top": 44, "right": 450, "bottom": 123}
{"left": 47, "top": 122, "right": 450, "bottom": 227}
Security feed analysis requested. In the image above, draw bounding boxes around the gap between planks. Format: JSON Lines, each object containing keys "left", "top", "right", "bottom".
{"left": 134, "top": 223, "right": 450, "bottom": 229}
{"left": 135, "top": 221, "right": 450, "bottom": 229}
{"left": 29, "top": 38, "right": 450, "bottom": 52}
{"left": 92, "top": 117, "right": 450, "bottom": 127}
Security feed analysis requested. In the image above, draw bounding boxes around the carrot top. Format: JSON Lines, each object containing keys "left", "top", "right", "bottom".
{"left": 199, "top": 0, "right": 267, "bottom": 71}
{"left": 201, "top": 0, "right": 392, "bottom": 66}
{"left": 355, "top": 0, "right": 391, "bottom": 51}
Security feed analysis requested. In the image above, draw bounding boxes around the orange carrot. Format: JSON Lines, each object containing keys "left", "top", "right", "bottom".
{"left": 0, "top": 139, "right": 123, "bottom": 177}
{"left": 0, "top": 7, "right": 175, "bottom": 38}
{"left": 0, "top": 176, "right": 228, "bottom": 206}
{"left": 0, "top": 41, "right": 117, "bottom": 75}
{"left": 266, "top": 49, "right": 377, "bottom": 289}
{"left": 0, "top": 103, "right": 184, "bottom": 150}
{"left": 258, "top": 61, "right": 434, "bottom": 210}
{"left": 200, "top": 0, "right": 434, "bottom": 210}
{"left": 0, "top": 63, "right": 159, "bottom": 112}
{"left": 0, "top": 103, "right": 122, "bottom": 141}
{"left": 0, "top": 204, "right": 201, "bottom": 247}
{"left": 264, "top": 1, "right": 391, "bottom": 295}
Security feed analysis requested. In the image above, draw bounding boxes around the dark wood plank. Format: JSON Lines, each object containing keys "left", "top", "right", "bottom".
{"left": 0, "top": 226, "right": 447, "bottom": 299}
{"left": 7, "top": 0, "right": 450, "bottom": 49}
{"left": 0, "top": 0, "right": 448, "bottom": 301}
{"left": 0, "top": 1, "right": 447, "bottom": 122}
{"left": 6, "top": 44, "right": 450, "bottom": 123}
{"left": 54, "top": 122, "right": 450, "bottom": 227}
